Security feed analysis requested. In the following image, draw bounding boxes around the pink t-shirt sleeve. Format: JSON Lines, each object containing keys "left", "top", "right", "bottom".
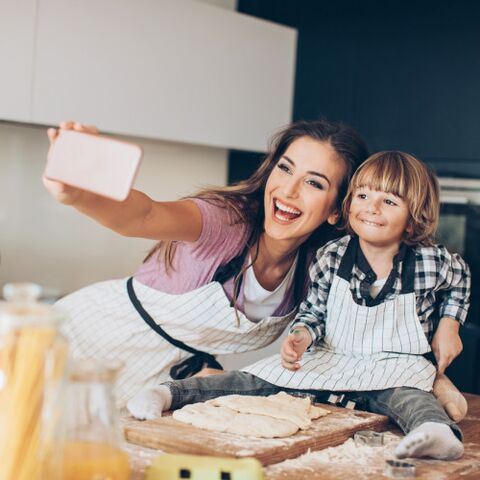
{"left": 134, "top": 198, "right": 250, "bottom": 294}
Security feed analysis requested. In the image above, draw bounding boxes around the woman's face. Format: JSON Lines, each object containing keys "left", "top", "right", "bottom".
{"left": 264, "top": 136, "right": 346, "bottom": 245}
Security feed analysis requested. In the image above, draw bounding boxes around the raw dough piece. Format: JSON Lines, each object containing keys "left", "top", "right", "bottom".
{"left": 208, "top": 392, "right": 328, "bottom": 429}
{"left": 172, "top": 403, "right": 298, "bottom": 438}
{"left": 309, "top": 404, "right": 331, "bottom": 420}
{"left": 265, "top": 392, "right": 330, "bottom": 420}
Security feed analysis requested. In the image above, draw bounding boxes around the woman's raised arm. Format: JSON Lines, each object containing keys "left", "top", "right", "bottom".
{"left": 43, "top": 122, "right": 202, "bottom": 242}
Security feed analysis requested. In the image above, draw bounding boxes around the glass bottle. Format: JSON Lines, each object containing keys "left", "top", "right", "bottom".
{"left": 60, "top": 359, "right": 131, "bottom": 480}
{"left": 0, "top": 283, "right": 68, "bottom": 480}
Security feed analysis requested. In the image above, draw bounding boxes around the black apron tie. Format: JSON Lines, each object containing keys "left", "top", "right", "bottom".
{"left": 126, "top": 277, "right": 223, "bottom": 380}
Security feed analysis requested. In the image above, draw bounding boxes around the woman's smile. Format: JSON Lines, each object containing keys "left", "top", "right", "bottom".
{"left": 272, "top": 198, "right": 303, "bottom": 223}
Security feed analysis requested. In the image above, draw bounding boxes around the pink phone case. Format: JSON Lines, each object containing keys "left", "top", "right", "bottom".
{"left": 45, "top": 130, "right": 143, "bottom": 201}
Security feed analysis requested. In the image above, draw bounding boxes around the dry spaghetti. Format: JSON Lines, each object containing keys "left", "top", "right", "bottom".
{"left": 0, "top": 303, "right": 67, "bottom": 480}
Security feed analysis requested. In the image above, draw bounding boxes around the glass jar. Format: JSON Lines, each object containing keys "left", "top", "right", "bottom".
{"left": 60, "top": 360, "right": 130, "bottom": 480}
{"left": 0, "top": 285, "right": 68, "bottom": 480}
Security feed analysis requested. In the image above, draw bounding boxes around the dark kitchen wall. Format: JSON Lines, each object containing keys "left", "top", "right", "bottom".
{"left": 230, "top": 0, "right": 480, "bottom": 180}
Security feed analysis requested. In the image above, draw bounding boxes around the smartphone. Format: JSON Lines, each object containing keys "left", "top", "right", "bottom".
{"left": 45, "top": 130, "right": 143, "bottom": 201}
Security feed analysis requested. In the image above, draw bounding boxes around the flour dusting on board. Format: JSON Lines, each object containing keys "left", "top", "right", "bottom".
{"left": 266, "top": 432, "right": 400, "bottom": 475}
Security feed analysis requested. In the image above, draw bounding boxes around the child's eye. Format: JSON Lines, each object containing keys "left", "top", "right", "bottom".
{"left": 277, "top": 162, "right": 291, "bottom": 174}
{"left": 306, "top": 179, "right": 324, "bottom": 190}
{"left": 384, "top": 198, "right": 397, "bottom": 206}
{"left": 356, "top": 193, "right": 367, "bottom": 199}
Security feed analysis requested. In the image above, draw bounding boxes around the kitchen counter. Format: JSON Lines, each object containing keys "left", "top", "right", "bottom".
{"left": 125, "top": 393, "right": 480, "bottom": 479}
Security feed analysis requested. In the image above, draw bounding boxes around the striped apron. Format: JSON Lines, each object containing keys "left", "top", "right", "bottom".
{"left": 243, "top": 247, "right": 437, "bottom": 392}
{"left": 57, "top": 277, "right": 296, "bottom": 406}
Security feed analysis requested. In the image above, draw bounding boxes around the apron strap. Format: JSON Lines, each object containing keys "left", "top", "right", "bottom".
{"left": 400, "top": 246, "right": 416, "bottom": 294}
{"left": 212, "top": 243, "right": 251, "bottom": 307}
{"left": 212, "top": 244, "right": 250, "bottom": 284}
{"left": 337, "top": 236, "right": 357, "bottom": 280}
{"left": 126, "top": 277, "right": 223, "bottom": 380}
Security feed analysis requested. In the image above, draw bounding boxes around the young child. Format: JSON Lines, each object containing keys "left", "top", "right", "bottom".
{"left": 127, "top": 151, "right": 470, "bottom": 461}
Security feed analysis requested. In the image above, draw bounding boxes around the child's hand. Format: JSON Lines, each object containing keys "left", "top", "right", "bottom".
{"left": 431, "top": 317, "right": 463, "bottom": 374}
{"left": 281, "top": 327, "right": 312, "bottom": 371}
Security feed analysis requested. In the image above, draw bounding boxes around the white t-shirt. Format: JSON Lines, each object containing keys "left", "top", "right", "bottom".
{"left": 244, "top": 254, "right": 298, "bottom": 321}
{"left": 369, "top": 277, "right": 387, "bottom": 299}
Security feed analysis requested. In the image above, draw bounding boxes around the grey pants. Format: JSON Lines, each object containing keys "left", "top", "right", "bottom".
{"left": 163, "top": 370, "right": 462, "bottom": 440}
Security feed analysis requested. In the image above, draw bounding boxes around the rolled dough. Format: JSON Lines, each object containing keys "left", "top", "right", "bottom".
{"left": 209, "top": 392, "right": 328, "bottom": 429}
{"left": 173, "top": 392, "right": 330, "bottom": 438}
{"left": 172, "top": 403, "right": 298, "bottom": 438}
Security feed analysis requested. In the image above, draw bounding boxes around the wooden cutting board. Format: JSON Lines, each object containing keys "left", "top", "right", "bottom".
{"left": 123, "top": 404, "right": 390, "bottom": 466}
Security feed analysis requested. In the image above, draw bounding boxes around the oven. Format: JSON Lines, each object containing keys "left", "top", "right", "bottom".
{"left": 436, "top": 178, "right": 480, "bottom": 394}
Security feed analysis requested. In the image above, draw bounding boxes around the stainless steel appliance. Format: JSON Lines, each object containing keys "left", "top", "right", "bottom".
{"left": 437, "top": 178, "right": 480, "bottom": 394}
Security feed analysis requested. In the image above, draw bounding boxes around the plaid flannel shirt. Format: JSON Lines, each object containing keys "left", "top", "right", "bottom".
{"left": 293, "top": 235, "right": 471, "bottom": 346}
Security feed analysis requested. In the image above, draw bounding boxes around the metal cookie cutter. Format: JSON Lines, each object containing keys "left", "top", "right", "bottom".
{"left": 327, "top": 393, "right": 356, "bottom": 409}
{"left": 353, "top": 430, "right": 384, "bottom": 447}
{"left": 384, "top": 459, "right": 416, "bottom": 478}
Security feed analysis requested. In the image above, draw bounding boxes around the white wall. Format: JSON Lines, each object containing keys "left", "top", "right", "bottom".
{"left": 0, "top": 123, "right": 228, "bottom": 296}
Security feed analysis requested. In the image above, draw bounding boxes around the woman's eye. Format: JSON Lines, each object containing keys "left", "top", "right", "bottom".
{"left": 277, "top": 162, "right": 291, "bottom": 174}
{"left": 306, "top": 179, "right": 324, "bottom": 190}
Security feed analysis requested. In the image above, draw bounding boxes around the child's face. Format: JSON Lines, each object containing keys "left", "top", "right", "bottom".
{"left": 349, "top": 187, "right": 410, "bottom": 248}
{"left": 263, "top": 136, "right": 345, "bottom": 245}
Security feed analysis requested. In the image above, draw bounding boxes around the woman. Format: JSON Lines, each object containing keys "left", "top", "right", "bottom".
{"left": 43, "top": 119, "right": 368, "bottom": 406}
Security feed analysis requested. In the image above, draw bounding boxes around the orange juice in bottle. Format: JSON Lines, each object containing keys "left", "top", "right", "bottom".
{"left": 62, "top": 441, "right": 129, "bottom": 480}
{"left": 60, "top": 360, "right": 130, "bottom": 480}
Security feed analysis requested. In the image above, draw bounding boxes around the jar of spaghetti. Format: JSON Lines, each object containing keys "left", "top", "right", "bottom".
{"left": 0, "top": 283, "right": 69, "bottom": 480}
{"left": 60, "top": 359, "right": 130, "bottom": 480}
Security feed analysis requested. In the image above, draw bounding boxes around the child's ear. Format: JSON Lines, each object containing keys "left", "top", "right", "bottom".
{"left": 327, "top": 210, "right": 340, "bottom": 225}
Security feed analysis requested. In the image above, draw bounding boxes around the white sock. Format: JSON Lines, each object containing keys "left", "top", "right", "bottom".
{"left": 126, "top": 386, "right": 172, "bottom": 420}
{"left": 395, "top": 422, "right": 464, "bottom": 460}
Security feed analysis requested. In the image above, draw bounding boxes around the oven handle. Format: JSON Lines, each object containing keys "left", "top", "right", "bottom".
{"left": 440, "top": 195, "right": 470, "bottom": 205}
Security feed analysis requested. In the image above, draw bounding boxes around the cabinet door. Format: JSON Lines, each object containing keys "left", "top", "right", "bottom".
{"left": 0, "top": 0, "right": 37, "bottom": 122}
{"left": 32, "top": 0, "right": 297, "bottom": 151}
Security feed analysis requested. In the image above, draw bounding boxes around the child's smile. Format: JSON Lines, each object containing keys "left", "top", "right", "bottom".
{"left": 359, "top": 218, "right": 384, "bottom": 227}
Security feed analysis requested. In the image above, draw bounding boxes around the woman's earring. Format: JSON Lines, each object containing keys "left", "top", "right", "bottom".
{"left": 327, "top": 211, "right": 340, "bottom": 225}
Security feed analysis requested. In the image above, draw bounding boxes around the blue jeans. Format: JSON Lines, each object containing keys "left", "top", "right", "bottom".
{"left": 163, "top": 371, "right": 462, "bottom": 440}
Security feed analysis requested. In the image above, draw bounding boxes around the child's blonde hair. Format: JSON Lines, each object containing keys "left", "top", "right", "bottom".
{"left": 342, "top": 151, "right": 440, "bottom": 246}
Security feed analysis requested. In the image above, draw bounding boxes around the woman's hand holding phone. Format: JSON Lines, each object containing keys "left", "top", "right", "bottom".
{"left": 44, "top": 120, "right": 142, "bottom": 203}
{"left": 42, "top": 120, "right": 202, "bottom": 242}
{"left": 43, "top": 121, "right": 99, "bottom": 205}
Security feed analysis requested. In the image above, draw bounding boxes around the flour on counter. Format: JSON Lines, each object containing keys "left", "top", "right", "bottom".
{"left": 266, "top": 432, "right": 400, "bottom": 474}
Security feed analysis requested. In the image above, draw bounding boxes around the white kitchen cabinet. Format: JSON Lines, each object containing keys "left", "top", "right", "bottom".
{"left": 0, "top": 0, "right": 37, "bottom": 121}
{"left": 30, "top": 0, "right": 297, "bottom": 151}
